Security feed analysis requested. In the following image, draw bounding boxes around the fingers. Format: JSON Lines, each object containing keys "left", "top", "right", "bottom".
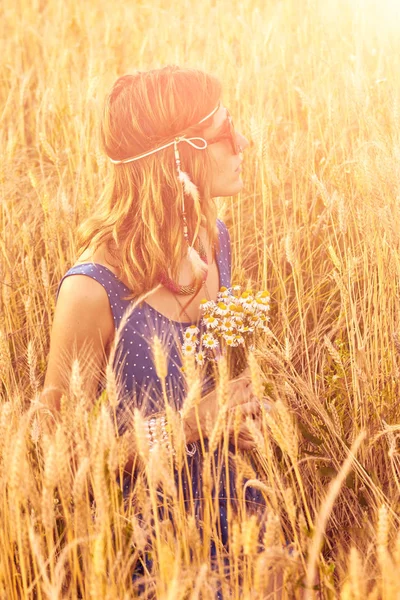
{"left": 229, "top": 387, "right": 259, "bottom": 411}
{"left": 233, "top": 400, "right": 260, "bottom": 417}
{"left": 231, "top": 366, "right": 251, "bottom": 385}
{"left": 228, "top": 406, "right": 261, "bottom": 451}
{"left": 236, "top": 438, "right": 256, "bottom": 451}
{"left": 228, "top": 379, "right": 257, "bottom": 409}
{"left": 227, "top": 401, "right": 260, "bottom": 426}
{"left": 230, "top": 423, "right": 257, "bottom": 451}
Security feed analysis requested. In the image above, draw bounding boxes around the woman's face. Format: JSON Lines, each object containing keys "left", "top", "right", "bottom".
{"left": 201, "top": 105, "right": 249, "bottom": 198}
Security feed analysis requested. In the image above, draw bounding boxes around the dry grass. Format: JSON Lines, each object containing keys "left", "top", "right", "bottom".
{"left": 2, "top": 0, "right": 400, "bottom": 597}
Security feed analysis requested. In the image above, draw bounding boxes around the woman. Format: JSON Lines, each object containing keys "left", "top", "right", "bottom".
{"left": 42, "top": 66, "right": 265, "bottom": 583}
{"left": 43, "top": 66, "right": 260, "bottom": 447}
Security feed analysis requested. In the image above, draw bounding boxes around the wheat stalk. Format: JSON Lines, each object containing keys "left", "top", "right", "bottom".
{"left": 305, "top": 431, "right": 366, "bottom": 598}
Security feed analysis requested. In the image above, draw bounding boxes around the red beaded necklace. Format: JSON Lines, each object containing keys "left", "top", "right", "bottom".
{"left": 160, "top": 236, "right": 208, "bottom": 295}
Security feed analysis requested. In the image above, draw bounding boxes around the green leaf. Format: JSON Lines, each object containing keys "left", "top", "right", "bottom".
{"left": 358, "top": 490, "right": 369, "bottom": 508}
{"left": 298, "top": 421, "right": 324, "bottom": 446}
{"left": 317, "top": 466, "right": 337, "bottom": 478}
{"left": 346, "top": 471, "right": 355, "bottom": 490}
{"left": 301, "top": 449, "right": 325, "bottom": 457}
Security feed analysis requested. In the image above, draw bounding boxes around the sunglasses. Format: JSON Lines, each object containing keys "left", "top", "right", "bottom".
{"left": 205, "top": 109, "right": 241, "bottom": 155}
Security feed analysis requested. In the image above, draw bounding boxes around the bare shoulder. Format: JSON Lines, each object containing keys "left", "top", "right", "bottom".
{"left": 43, "top": 274, "right": 115, "bottom": 408}
{"left": 58, "top": 272, "right": 110, "bottom": 305}
{"left": 55, "top": 274, "right": 114, "bottom": 346}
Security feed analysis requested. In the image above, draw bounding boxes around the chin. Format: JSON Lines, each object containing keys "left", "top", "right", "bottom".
{"left": 229, "top": 180, "right": 244, "bottom": 196}
{"left": 214, "top": 179, "right": 244, "bottom": 197}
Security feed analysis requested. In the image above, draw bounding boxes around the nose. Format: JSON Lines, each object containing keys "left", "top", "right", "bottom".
{"left": 236, "top": 131, "right": 249, "bottom": 152}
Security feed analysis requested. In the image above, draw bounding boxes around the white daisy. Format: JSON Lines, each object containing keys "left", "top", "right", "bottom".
{"left": 202, "top": 334, "right": 219, "bottom": 350}
{"left": 242, "top": 300, "right": 256, "bottom": 311}
{"left": 215, "top": 302, "right": 229, "bottom": 317}
{"left": 186, "top": 325, "right": 200, "bottom": 335}
{"left": 239, "top": 291, "right": 254, "bottom": 302}
{"left": 183, "top": 329, "right": 199, "bottom": 344}
{"left": 182, "top": 341, "right": 196, "bottom": 355}
{"left": 221, "top": 318, "right": 236, "bottom": 332}
{"left": 200, "top": 300, "right": 214, "bottom": 312}
{"left": 257, "top": 303, "right": 270, "bottom": 313}
{"left": 195, "top": 351, "right": 205, "bottom": 366}
{"left": 231, "top": 303, "right": 245, "bottom": 316}
{"left": 218, "top": 289, "right": 231, "bottom": 301}
{"left": 203, "top": 315, "right": 219, "bottom": 329}
{"left": 242, "top": 325, "right": 254, "bottom": 333}
{"left": 224, "top": 335, "right": 237, "bottom": 346}
{"left": 256, "top": 291, "right": 270, "bottom": 301}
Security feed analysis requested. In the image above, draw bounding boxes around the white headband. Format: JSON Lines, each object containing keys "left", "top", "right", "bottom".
{"left": 109, "top": 102, "right": 221, "bottom": 165}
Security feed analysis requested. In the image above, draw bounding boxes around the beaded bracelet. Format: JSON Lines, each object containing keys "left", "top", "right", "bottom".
{"left": 147, "top": 417, "right": 157, "bottom": 445}
{"left": 185, "top": 442, "right": 197, "bottom": 457}
{"left": 145, "top": 413, "right": 197, "bottom": 457}
{"left": 179, "top": 409, "right": 197, "bottom": 457}
{"left": 146, "top": 415, "right": 174, "bottom": 455}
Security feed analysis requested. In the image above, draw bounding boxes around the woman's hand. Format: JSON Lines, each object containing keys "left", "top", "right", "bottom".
{"left": 183, "top": 366, "right": 261, "bottom": 450}
{"left": 226, "top": 367, "right": 261, "bottom": 451}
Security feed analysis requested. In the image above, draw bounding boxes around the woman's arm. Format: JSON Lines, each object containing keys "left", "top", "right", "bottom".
{"left": 182, "top": 368, "right": 260, "bottom": 449}
{"left": 41, "top": 275, "right": 114, "bottom": 413}
{"left": 42, "top": 275, "right": 258, "bottom": 452}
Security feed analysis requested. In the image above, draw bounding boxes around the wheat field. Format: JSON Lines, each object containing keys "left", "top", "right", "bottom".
{"left": 1, "top": 0, "right": 400, "bottom": 597}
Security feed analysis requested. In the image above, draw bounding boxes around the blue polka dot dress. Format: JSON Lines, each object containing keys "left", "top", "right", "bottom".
{"left": 59, "top": 219, "right": 231, "bottom": 417}
{"left": 58, "top": 219, "right": 265, "bottom": 562}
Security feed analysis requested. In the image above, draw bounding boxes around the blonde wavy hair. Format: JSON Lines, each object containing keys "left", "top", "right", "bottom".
{"left": 78, "top": 66, "right": 222, "bottom": 299}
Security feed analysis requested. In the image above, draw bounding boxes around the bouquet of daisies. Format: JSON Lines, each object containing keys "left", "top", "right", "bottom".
{"left": 181, "top": 285, "right": 271, "bottom": 378}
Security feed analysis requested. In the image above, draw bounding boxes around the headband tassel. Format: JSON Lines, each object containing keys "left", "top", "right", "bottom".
{"left": 178, "top": 170, "right": 200, "bottom": 206}
{"left": 174, "top": 139, "right": 208, "bottom": 284}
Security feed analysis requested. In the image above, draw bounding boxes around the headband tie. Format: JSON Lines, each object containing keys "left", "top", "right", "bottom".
{"left": 108, "top": 101, "right": 220, "bottom": 165}
{"left": 109, "top": 136, "right": 209, "bottom": 165}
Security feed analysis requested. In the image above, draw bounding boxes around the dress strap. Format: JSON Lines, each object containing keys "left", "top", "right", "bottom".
{"left": 57, "top": 263, "right": 132, "bottom": 327}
